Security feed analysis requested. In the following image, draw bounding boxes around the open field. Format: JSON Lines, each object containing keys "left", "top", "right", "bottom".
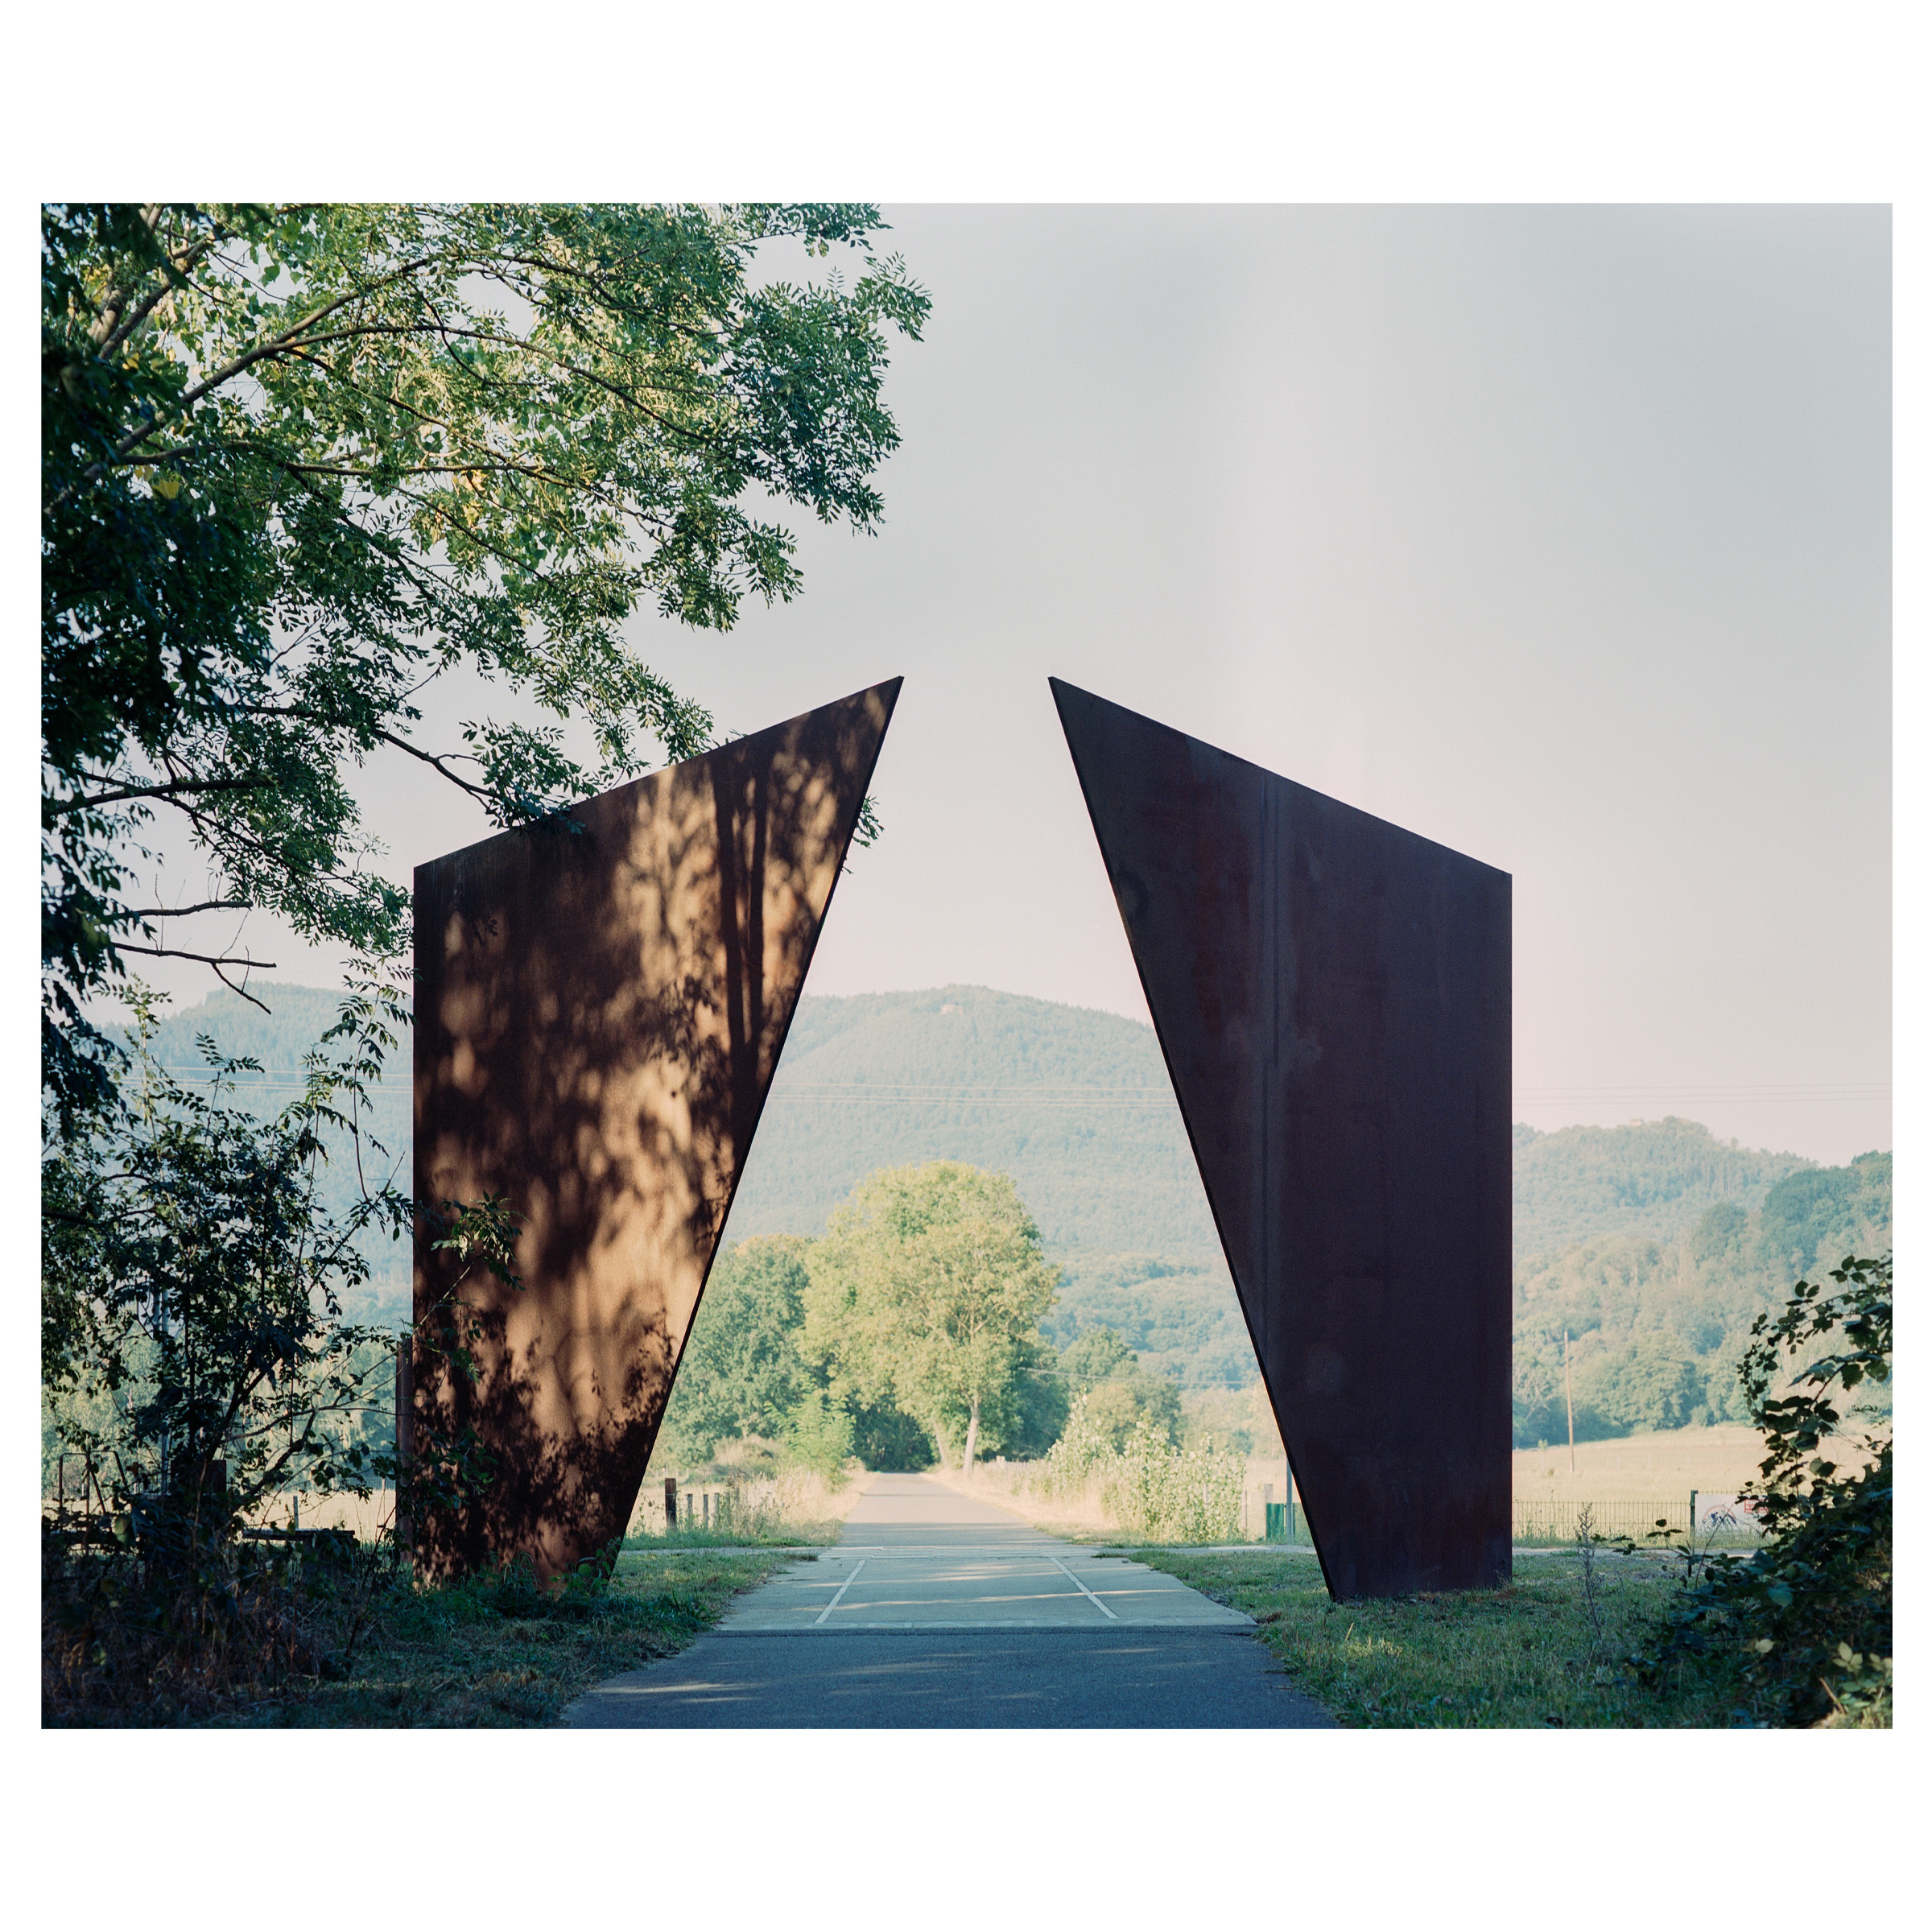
{"left": 1514, "top": 1423, "right": 1773, "bottom": 1500}
{"left": 1141, "top": 1547, "right": 1763, "bottom": 1728}
{"left": 941, "top": 1418, "right": 1884, "bottom": 1550}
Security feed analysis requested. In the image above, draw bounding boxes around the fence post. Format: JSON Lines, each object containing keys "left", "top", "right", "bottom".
{"left": 664, "top": 1476, "right": 678, "bottom": 1529}
{"left": 1690, "top": 1489, "right": 1697, "bottom": 1538}
{"left": 394, "top": 1333, "right": 413, "bottom": 1556}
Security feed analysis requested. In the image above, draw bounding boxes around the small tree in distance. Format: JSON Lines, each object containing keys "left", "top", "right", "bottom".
{"left": 804, "top": 1162, "right": 1060, "bottom": 1474}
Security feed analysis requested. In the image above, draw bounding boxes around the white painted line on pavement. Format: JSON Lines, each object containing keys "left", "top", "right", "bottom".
{"left": 814, "top": 1558, "right": 867, "bottom": 1624}
{"left": 1046, "top": 1553, "right": 1118, "bottom": 1620}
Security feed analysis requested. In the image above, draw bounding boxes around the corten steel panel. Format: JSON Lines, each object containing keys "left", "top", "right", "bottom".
{"left": 1051, "top": 679, "right": 1512, "bottom": 1600}
{"left": 412, "top": 679, "right": 901, "bottom": 1582}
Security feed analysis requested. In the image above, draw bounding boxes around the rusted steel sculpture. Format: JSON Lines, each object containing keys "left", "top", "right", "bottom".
{"left": 1051, "top": 679, "right": 1511, "bottom": 1599}
{"left": 411, "top": 679, "right": 901, "bottom": 1582}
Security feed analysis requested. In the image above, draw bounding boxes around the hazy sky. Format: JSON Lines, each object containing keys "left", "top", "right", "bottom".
{"left": 155, "top": 205, "right": 1892, "bottom": 1166}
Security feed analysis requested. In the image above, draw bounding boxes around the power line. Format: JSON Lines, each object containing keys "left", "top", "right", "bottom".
{"left": 165, "top": 1068, "right": 1889, "bottom": 1107}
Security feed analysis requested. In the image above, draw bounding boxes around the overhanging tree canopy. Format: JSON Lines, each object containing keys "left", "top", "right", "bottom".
{"left": 41, "top": 201, "right": 928, "bottom": 1120}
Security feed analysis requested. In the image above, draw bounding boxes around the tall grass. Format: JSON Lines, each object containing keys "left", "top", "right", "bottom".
{"left": 955, "top": 1399, "right": 1249, "bottom": 1542}
{"left": 625, "top": 1462, "right": 850, "bottom": 1546}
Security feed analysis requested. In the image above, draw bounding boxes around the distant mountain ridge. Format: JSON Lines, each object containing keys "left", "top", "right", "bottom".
{"left": 132, "top": 982, "right": 1889, "bottom": 1418}
{"left": 142, "top": 980, "right": 1831, "bottom": 1263}
{"left": 1512, "top": 1117, "right": 1813, "bottom": 1261}
{"left": 727, "top": 985, "right": 1217, "bottom": 1257}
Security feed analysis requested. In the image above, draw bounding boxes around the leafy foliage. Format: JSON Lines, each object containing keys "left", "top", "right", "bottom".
{"left": 1629, "top": 1254, "right": 1892, "bottom": 1726}
{"left": 42, "top": 984, "right": 411, "bottom": 1533}
{"left": 803, "top": 1161, "right": 1062, "bottom": 1468}
{"left": 1513, "top": 1153, "right": 1892, "bottom": 1445}
{"left": 42, "top": 201, "right": 927, "bottom": 1123}
{"left": 1058, "top": 1327, "right": 1183, "bottom": 1449}
{"left": 650, "top": 1234, "right": 935, "bottom": 1473}
{"left": 655, "top": 1236, "right": 816, "bottom": 1460}
{"left": 1036, "top": 1396, "right": 1241, "bottom": 1542}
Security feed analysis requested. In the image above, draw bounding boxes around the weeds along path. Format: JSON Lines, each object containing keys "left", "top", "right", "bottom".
{"left": 565, "top": 1473, "right": 1335, "bottom": 1728}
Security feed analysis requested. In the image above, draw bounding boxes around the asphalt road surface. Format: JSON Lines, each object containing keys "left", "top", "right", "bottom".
{"left": 565, "top": 1473, "right": 1335, "bottom": 1728}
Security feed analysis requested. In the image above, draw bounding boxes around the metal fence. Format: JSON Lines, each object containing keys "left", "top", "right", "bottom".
{"left": 1513, "top": 1494, "right": 1765, "bottom": 1546}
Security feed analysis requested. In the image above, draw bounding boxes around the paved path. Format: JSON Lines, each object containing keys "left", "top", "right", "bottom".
{"left": 566, "top": 1473, "right": 1334, "bottom": 1728}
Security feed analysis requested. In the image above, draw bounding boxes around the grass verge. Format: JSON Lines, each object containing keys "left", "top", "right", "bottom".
{"left": 1139, "top": 1548, "right": 1756, "bottom": 1728}
{"left": 621, "top": 1522, "right": 842, "bottom": 1550}
{"left": 211, "top": 1550, "right": 797, "bottom": 1728}
{"left": 46, "top": 1545, "right": 798, "bottom": 1728}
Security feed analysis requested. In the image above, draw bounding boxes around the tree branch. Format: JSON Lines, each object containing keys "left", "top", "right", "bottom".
{"left": 114, "top": 943, "right": 278, "bottom": 1013}
{"left": 47, "top": 254, "right": 444, "bottom": 506}
{"left": 93, "top": 233, "right": 220, "bottom": 364}
{"left": 122, "top": 899, "right": 251, "bottom": 919}
{"left": 372, "top": 728, "right": 496, "bottom": 803}
{"left": 49, "top": 777, "right": 279, "bottom": 817}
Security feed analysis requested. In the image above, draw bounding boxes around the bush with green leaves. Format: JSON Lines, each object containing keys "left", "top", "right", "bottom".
{"left": 1038, "top": 1394, "right": 1244, "bottom": 1542}
{"left": 1038, "top": 1392, "right": 1115, "bottom": 1497}
{"left": 783, "top": 1389, "right": 857, "bottom": 1481}
{"left": 1059, "top": 1326, "right": 1183, "bottom": 1449}
{"left": 41, "top": 984, "right": 411, "bottom": 1538}
{"left": 1100, "top": 1420, "right": 1246, "bottom": 1543}
{"left": 1630, "top": 1253, "right": 1891, "bottom": 1725}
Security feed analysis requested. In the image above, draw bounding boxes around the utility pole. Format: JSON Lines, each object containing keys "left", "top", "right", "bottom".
{"left": 1564, "top": 1329, "right": 1576, "bottom": 1475}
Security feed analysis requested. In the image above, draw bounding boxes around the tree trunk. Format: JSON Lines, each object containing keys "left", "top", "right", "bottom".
{"left": 962, "top": 1397, "right": 980, "bottom": 1480}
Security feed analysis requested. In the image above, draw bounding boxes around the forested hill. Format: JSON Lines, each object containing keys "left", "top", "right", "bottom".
{"left": 1512, "top": 1118, "right": 1813, "bottom": 1261}
{"left": 1512, "top": 1150, "right": 1891, "bottom": 1443}
{"left": 130, "top": 982, "right": 1890, "bottom": 1422}
{"left": 727, "top": 986, "right": 1216, "bottom": 1257}
{"left": 142, "top": 980, "right": 1838, "bottom": 1264}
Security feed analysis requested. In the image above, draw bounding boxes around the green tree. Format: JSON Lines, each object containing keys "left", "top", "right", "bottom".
{"left": 1059, "top": 1326, "right": 1182, "bottom": 1450}
{"left": 1590, "top": 1331, "right": 1707, "bottom": 1434}
{"left": 654, "top": 1236, "right": 816, "bottom": 1463}
{"left": 804, "top": 1162, "right": 1060, "bottom": 1472}
{"left": 41, "top": 987, "right": 413, "bottom": 1536}
{"left": 1061, "top": 1327, "right": 1136, "bottom": 1390}
{"left": 42, "top": 201, "right": 928, "bottom": 1123}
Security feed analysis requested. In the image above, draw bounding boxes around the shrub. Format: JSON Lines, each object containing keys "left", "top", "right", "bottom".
{"left": 1631, "top": 1254, "right": 1891, "bottom": 1726}
{"left": 1038, "top": 1397, "right": 1245, "bottom": 1541}
{"left": 1100, "top": 1419, "right": 1245, "bottom": 1542}
{"left": 783, "top": 1390, "right": 856, "bottom": 1481}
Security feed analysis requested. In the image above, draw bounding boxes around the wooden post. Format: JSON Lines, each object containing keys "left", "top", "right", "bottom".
{"left": 664, "top": 1476, "right": 678, "bottom": 1530}
{"left": 394, "top": 1335, "right": 413, "bottom": 1554}
{"left": 1564, "top": 1329, "right": 1576, "bottom": 1475}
